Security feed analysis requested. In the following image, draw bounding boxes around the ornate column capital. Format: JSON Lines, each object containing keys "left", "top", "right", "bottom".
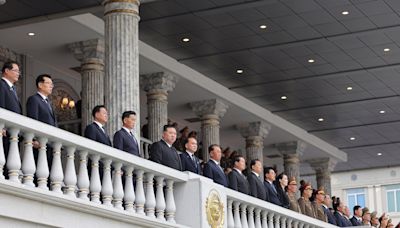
{"left": 190, "top": 99, "right": 228, "bottom": 121}
{"left": 239, "top": 121, "right": 271, "bottom": 138}
{"left": 140, "top": 72, "right": 177, "bottom": 94}
{"left": 308, "top": 157, "right": 337, "bottom": 173}
{"left": 68, "top": 38, "right": 105, "bottom": 65}
{"left": 275, "top": 141, "right": 307, "bottom": 156}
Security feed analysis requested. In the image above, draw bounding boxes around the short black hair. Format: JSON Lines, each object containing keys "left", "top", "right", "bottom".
{"left": 208, "top": 144, "right": 220, "bottom": 153}
{"left": 264, "top": 167, "right": 274, "bottom": 175}
{"left": 233, "top": 155, "right": 244, "bottom": 163}
{"left": 2, "top": 61, "right": 18, "bottom": 73}
{"left": 183, "top": 136, "right": 197, "bottom": 145}
{"left": 121, "top": 110, "right": 136, "bottom": 121}
{"left": 92, "top": 105, "right": 106, "bottom": 118}
{"left": 276, "top": 172, "right": 287, "bottom": 181}
{"left": 163, "top": 124, "right": 176, "bottom": 132}
{"left": 36, "top": 74, "right": 52, "bottom": 88}
{"left": 353, "top": 205, "right": 361, "bottom": 214}
{"left": 250, "top": 159, "right": 260, "bottom": 169}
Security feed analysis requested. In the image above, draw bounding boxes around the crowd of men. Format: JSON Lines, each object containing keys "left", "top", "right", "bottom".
{"left": 1, "top": 61, "right": 399, "bottom": 227}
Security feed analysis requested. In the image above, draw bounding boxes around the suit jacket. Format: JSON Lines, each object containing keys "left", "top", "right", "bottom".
{"left": 180, "top": 151, "right": 201, "bottom": 174}
{"left": 334, "top": 211, "right": 352, "bottom": 227}
{"left": 276, "top": 184, "right": 290, "bottom": 209}
{"left": 288, "top": 192, "right": 302, "bottom": 213}
{"left": 149, "top": 140, "right": 182, "bottom": 171}
{"left": 264, "top": 180, "right": 282, "bottom": 206}
{"left": 323, "top": 205, "right": 337, "bottom": 226}
{"left": 26, "top": 93, "right": 57, "bottom": 127}
{"left": 203, "top": 160, "right": 228, "bottom": 187}
{"left": 0, "top": 78, "right": 21, "bottom": 114}
{"left": 298, "top": 197, "right": 316, "bottom": 218}
{"left": 247, "top": 172, "right": 266, "bottom": 200}
{"left": 313, "top": 202, "right": 328, "bottom": 222}
{"left": 84, "top": 122, "right": 112, "bottom": 146}
{"left": 113, "top": 128, "right": 140, "bottom": 156}
{"left": 228, "top": 169, "right": 249, "bottom": 194}
{"left": 350, "top": 216, "right": 362, "bottom": 226}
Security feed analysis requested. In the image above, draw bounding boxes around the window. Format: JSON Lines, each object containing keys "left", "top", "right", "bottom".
{"left": 385, "top": 184, "right": 400, "bottom": 212}
{"left": 346, "top": 188, "right": 366, "bottom": 215}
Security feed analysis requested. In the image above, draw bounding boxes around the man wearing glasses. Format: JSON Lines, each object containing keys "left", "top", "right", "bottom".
{"left": 0, "top": 61, "right": 22, "bottom": 114}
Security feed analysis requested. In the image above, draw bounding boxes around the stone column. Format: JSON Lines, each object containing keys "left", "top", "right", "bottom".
{"left": 140, "top": 72, "right": 177, "bottom": 142}
{"left": 308, "top": 157, "right": 337, "bottom": 195}
{"left": 103, "top": 0, "right": 141, "bottom": 138}
{"left": 68, "top": 39, "right": 105, "bottom": 133}
{"left": 276, "top": 141, "right": 306, "bottom": 184}
{"left": 239, "top": 121, "right": 270, "bottom": 167}
{"left": 190, "top": 99, "right": 228, "bottom": 161}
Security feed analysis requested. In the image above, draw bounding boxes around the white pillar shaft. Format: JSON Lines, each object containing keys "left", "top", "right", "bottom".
{"left": 50, "top": 142, "right": 63, "bottom": 193}
{"left": 78, "top": 151, "right": 90, "bottom": 200}
{"left": 201, "top": 118, "right": 220, "bottom": 161}
{"left": 22, "top": 132, "right": 35, "bottom": 187}
{"left": 147, "top": 93, "right": 168, "bottom": 142}
{"left": 64, "top": 147, "right": 77, "bottom": 197}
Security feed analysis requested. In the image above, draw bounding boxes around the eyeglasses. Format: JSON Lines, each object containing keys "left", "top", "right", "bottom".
{"left": 9, "top": 69, "right": 21, "bottom": 74}
{"left": 305, "top": 188, "right": 313, "bottom": 191}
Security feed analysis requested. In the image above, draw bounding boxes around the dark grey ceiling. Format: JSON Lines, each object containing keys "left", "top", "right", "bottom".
{"left": 138, "top": 0, "right": 400, "bottom": 171}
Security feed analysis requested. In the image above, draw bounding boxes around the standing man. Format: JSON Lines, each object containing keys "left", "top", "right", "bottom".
{"left": 350, "top": 205, "right": 363, "bottom": 226}
{"left": 149, "top": 125, "right": 182, "bottom": 171}
{"left": 113, "top": 111, "right": 140, "bottom": 157}
{"left": 313, "top": 187, "right": 328, "bottom": 222}
{"left": 0, "top": 61, "right": 22, "bottom": 114}
{"left": 180, "top": 136, "right": 201, "bottom": 174}
{"left": 287, "top": 177, "right": 302, "bottom": 213}
{"left": 228, "top": 155, "right": 249, "bottom": 194}
{"left": 264, "top": 167, "right": 282, "bottom": 206}
{"left": 203, "top": 144, "right": 228, "bottom": 187}
{"left": 323, "top": 194, "right": 337, "bottom": 225}
{"left": 26, "top": 74, "right": 57, "bottom": 127}
{"left": 84, "top": 105, "right": 111, "bottom": 146}
{"left": 247, "top": 159, "right": 266, "bottom": 200}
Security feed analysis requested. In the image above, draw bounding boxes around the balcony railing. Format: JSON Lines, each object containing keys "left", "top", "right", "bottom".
{"left": 0, "top": 108, "right": 338, "bottom": 228}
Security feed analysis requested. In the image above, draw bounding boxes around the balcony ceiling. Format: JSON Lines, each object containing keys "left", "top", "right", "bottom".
{"left": 1, "top": 0, "right": 400, "bottom": 172}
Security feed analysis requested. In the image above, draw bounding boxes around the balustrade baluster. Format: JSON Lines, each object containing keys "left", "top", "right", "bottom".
{"left": 101, "top": 158, "right": 113, "bottom": 206}
{"left": 274, "top": 214, "right": 281, "bottom": 228}
{"left": 293, "top": 220, "right": 299, "bottom": 228}
{"left": 155, "top": 176, "right": 166, "bottom": 220}
{"left": 281, "top": 217, "right": 287, "bottom": 228}
{"left": 112, "top": 162, "right": 124, "bottom": 209}
{"left": 89, "top": 154, "right": 101, "bottom": 203}
{"left": 124, "top": 166, "right": 135, "bottom": 212}
{"left": 248, "top": 206, "right": 255, "bottom": 228}
{"left": 227, "top": 199, "right": 234, "bottom": 228}
{"left": 298, "top": 222, "right": 304, "bottom": 228}
{"left": 64, "top": 146, "right": 77, "bottom": 197}
{"left": 135, "top": 169, "right": 145, "bottom": 215}
{"left": 145, "top": 173, "right": 156, "bottom": 217}
{"left": 22, "top": 132, "right": 35, "bottom": 187}
{"left": 77, "top": 151, "right": 90, "bottom": 200}
{"left": 261, "top": 211, "right": 267, "bottom": 228}
{"left": 268, "top": 212, "right": 274, "bottom": 228}
{"left": 50, "top": 142, "right": 63, "bottom": 193}
{"left": 241, "top": 204, "right": 249, "bottom": 228}
{"left": 233, "top": 201, "right": 241, "bottom": 228}
{"left": 36, "top": 137, "right": 49, "bottom": 189}
{"left": 7, "top": 128, "right": 20, "bottom": 183}
{"left": 0, "top": 123, "right": 4, "bottom": 179}
{"left": 165, "top": 179, "right": 176, "bottom": 223}
{"left": 287, "top": 218, "right": 293, "bottom": 228}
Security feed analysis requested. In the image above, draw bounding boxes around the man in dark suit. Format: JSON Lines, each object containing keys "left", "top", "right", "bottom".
{"left": 203, "top": 144, "right": 228, "bottom": 187}
{"left": 149, "top": 125, "right": 182, "bottom": 171}
{"left": 228, "top": 155, "right": 249, "bottom": 194}
{"left": 264, "top": 167, "right": 282, "bottom": 206}
{"left": 323, "top": 194, "right": 337, "bottom": 226}
{"left": 0, "top": 61, "right": 22, "bottom": 114}
{"left": 180, "top": 136, "right": 201, "bottom": 174}
{"left": 248, "top": 159, "right": 266, "bottom": 200}
{"left": 350, "top": 205, "right": 363, "bottom": 226}
{"left": 334, "top": 200, "right": 353, "bottom": 227}
{"left": 113, "top": 111, "right": 140, "bottom": 157}
{"left": 84, "top": 105, "right": 111, "bottom": 146}
{"left": 26, "top": 74, "right": 57, "bottom": 127}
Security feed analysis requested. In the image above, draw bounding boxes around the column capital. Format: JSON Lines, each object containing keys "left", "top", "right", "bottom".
{"left": 68, "top": 38, "right": 105, "bottom": 64}
{"left": 239, "top": 121, "right": 271, "bottom": 138}
{"left": 140, "top": 72, "right": 177, "bottom": 94}
{"left": 190, "top": 99, "right": 228, "bottom": 119}
{"left": 308, "top": 157, "right": 337, "bottom": 172}
{"left": 275, "top": 141, "right": 307, "bottom": 156}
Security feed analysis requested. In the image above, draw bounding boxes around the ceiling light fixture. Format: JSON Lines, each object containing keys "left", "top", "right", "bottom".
{"left": 27, "top": 32, "right": 35, "bottom": 36}
{"left": 342, "top": 11, "right": 349, "bottom": 15}
{"left": 379, "top": 110, "right": 386, "bottom": 114}
{"left": 182, "top": 37, "right": 190, "bottom": 42}
{"left": 281, "top": 96, "right": 287, "bottom": 100}
{"left": 318, "top": 118, "right": 324, "bottom": 122}
{"left": 347, "top": 86, "right": 353, "bottom": 91}
{"left": 350, "top": 137, "right": 356, "bottom": 141}
{"left": 259, "top": 25, "right": 267, "bottom": 29}
{"left": 384, "top": 48, "right": 390, "bottom": 52}
{"left": 236, "top": 69, "right": 243, "bottom": 74}
{"left": 308, "top": 59, "right": 315, "bottom": 63}
{"left": 377, "top": 152, "right": 382, "bottom": 156}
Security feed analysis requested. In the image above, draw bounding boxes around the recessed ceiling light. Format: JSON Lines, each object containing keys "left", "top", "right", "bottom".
{"left": 281, "top": 96, "right": 287, "bottom": 100}
{"left": 236, "top": 69, "right": 243, "bottom": 74}
{"left": 182, "top": 37, "right": 190, "bottom": 42}
{"left": 350, "top": 137, "right": 356, "bottom": 141}
{"left": 308, "top": 59, "right": 315, "bottom": 63}
{"left": 347, "top": 86, "right": 353, "bottom": 91}
{"left": 259, "top": 25, "right": 267, "bottom": 29}
{"left": 379, "top": 110, "right": 386, "bottom": 114}
{"left": 318, "top": 118, "right": 324, "bottom": 122}
{"left": 27, "top": 32, "right": 35, "bottom": 36}
{"left": 384, "top": 48, "right": 391, "bottom": 52}
{"left": 377, "top": 152, "right": 382, "bottom": 156}
{"left": 342, "top": 11, "right": 349, "bottom": 15}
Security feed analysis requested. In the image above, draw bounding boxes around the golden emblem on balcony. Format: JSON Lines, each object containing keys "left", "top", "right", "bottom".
{"left": 206, "top": 189, "right": 224, "bottom": 228}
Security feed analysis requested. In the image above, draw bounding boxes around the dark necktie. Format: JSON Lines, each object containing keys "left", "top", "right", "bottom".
{"left": 44, "top": 98, "right": 54, "bottom": 115}
{"left": 11, "top": 86, "right": 18, "bottom": 100}
{"left": 129, "top": 131, "right": 138, "bottom": 146}
{"left": 271, "top": 182, "right": 277, "bottom": 194}
{"left": 191, "top": 155, "right": 197, "bottom": 168}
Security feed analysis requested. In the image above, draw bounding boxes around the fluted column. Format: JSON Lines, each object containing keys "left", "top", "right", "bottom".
{"left": 140, "top": 72, "right": 177, "bottom": 142}
{"left": 308, "top": 158, "right": 337, "bottom": 195}
{"left": 190, "top": 99, "right": 228, "bottom": 161}
{"left": 239, "top": 122, "right": 270, "bottom": 167}
{"left": 276, "top": 141, "right": 306, "bottom": 184}
{"left": 103, "top": 0, "right": 141, "bottom": 137}
{"left": 68, "top": 39, "right": 105, "bottom": 133}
